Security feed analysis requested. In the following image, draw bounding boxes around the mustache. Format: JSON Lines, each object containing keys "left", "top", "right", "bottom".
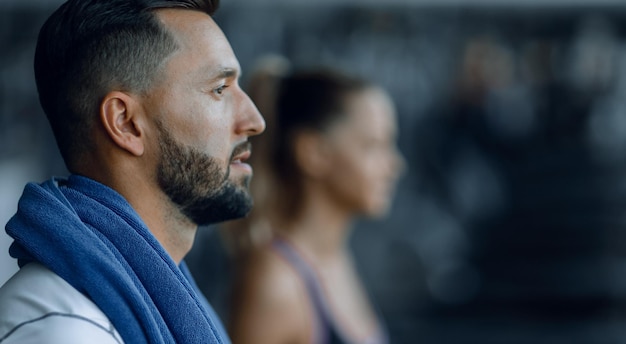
{"left": 224, "top": 141, "right": 252, "bottom": 182}
{"left": 230, "top": 141, "right": 252, "bottom": 162}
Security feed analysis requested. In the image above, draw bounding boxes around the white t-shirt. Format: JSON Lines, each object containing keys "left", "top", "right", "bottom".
{"left": 0, "top": 262, "right": 124, "bottom": 344}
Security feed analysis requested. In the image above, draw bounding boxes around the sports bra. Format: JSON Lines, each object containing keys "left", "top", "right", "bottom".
{"left": 271, "top": 238, "right": 389, "bottom": 344}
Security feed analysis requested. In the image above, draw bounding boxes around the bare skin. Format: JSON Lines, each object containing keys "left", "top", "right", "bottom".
{"left": 230, "top": 188, "right": 383, "bottom": 344}
{"left": 81, "top": 9, "right": 265, "bottom": 264}
{"left": 230, "top": 87, "right": 404, "bottom": 344}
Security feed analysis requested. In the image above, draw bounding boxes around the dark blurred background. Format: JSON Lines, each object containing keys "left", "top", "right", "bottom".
{"left": 4, "top": 0, "right": 626, "bottom": 343}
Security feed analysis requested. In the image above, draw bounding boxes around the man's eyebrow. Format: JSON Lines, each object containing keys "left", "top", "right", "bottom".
{"left": 204, "top": 67, "right": 239, "bottom": 81}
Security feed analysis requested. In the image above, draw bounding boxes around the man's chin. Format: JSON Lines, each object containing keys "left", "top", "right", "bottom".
{"left": 229, "top": 172, "right": 252, "bottom": 189}
{"left": 186, "top": 184, "right": 253, "bottom": 226}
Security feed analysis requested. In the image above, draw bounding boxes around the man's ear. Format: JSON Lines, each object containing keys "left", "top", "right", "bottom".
{"left": 100, "top": 91, "right": 145, "bottom": 157}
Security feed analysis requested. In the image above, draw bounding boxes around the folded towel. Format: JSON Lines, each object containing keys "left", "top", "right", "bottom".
{"left": 6, "top": 175, "right": 229, "bottom": 344}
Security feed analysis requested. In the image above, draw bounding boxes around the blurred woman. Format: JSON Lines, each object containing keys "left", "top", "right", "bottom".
{"left": 227, "top": 64, "right": 405, "bottom": 344}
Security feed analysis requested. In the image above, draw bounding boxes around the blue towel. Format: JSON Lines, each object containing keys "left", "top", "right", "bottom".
{"left": 5, "top": 175, "right": 230, "bottom": 344}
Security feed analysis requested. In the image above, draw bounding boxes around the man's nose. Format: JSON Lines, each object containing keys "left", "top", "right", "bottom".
{"left": 236, "top": 90, "right": 266, "bottom": 137}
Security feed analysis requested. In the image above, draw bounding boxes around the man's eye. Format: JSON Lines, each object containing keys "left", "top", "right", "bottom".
{"left": 214, "top": 85, "right": 228, "bottom": 95}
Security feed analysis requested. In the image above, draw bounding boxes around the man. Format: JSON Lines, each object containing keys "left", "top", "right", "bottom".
{"left": 0, "top": 0, "right": 265, "bottom": 343}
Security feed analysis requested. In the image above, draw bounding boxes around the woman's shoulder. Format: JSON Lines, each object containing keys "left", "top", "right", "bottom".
{"left": 235, "top": 244, "right": 307, "bottom": 304}
{"left": 229, "top": 244, "right": 314, "bottom": 344}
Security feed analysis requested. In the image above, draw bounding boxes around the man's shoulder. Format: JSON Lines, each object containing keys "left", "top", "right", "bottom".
{"left": 0, "top": 263, "right": 123, "bottom": 344}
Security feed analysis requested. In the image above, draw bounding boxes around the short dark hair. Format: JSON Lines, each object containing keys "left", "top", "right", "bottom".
{"left": 34, "top": 0, "right": 220, "bottom": 171}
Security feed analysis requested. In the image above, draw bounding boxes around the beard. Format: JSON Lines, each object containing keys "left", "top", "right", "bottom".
{"left": 155, "top": 124, "right": 253, "bottom": 226}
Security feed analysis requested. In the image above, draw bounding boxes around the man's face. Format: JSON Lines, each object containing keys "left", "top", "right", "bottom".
{"left": 145, "top": 9, "right": 265, "bottom": 225}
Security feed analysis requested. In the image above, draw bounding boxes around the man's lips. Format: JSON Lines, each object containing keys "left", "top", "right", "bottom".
{"left": 230, "top": 142, "right": 252, "bottom": 165}
{"left": 231, "top": 150, "right": 251, "bottom": 164}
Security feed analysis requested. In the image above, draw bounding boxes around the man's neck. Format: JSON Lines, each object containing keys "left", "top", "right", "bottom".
{"left": 135, "top": 190, "right": 197, "bottom": 264}
{"left": 101, "top": 171, "right": 197, "bottom": 264}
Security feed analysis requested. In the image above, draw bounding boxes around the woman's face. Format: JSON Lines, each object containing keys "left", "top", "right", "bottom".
{"left": 321, "top": 87, "right": 405, "bottom": 217}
